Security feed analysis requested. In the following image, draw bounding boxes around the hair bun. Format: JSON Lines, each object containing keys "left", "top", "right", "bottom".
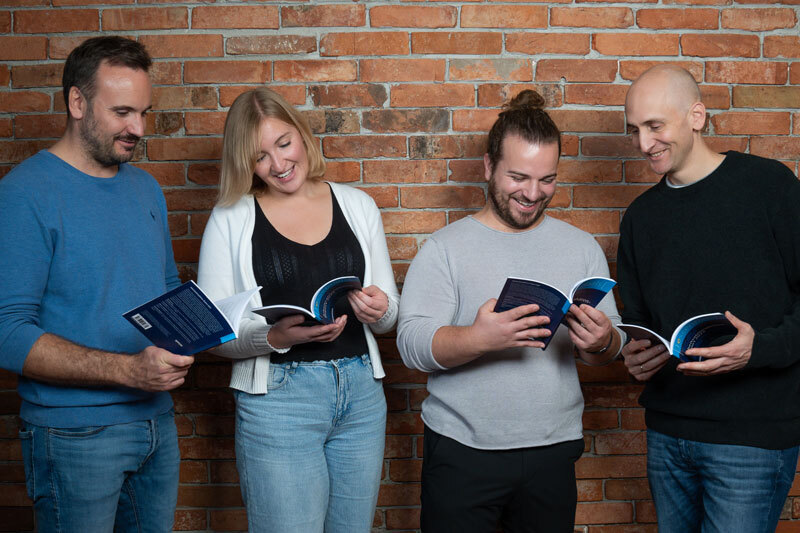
{"left": 506, "top": 89, "right": 545, "bottom": 111}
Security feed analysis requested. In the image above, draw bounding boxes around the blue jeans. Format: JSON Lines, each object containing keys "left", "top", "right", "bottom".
{"left": 19, "top": 409, "right": 179, "bottom": 533}
{"left": 647, "top": 428, "right": 799, "bottom": 533}
{"left": 234, "top": 354, "right": 387, "bottom": 533}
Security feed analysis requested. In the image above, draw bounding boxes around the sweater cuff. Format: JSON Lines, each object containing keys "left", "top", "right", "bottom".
{"left": 259, "top": 326, "right": 290, "bottom": 354}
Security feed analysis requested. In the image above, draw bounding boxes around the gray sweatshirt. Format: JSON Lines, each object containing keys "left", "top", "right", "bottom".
{"left": 397, "top": 215, "right": 621, "bottom": 450}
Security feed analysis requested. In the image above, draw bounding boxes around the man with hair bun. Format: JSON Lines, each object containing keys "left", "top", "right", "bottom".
{"left": 397, "top": 89, "right": 625, "bottom": 531}
{"left": 0, "top": 36, "right": 190, "bottom": 531}
{"left": 619, "top": 64, "right": 800, "bottom": 531}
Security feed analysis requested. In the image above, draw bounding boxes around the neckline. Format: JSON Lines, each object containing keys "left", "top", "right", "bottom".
{"left": 255, "top": 183, "right": 335, "bottom": 248}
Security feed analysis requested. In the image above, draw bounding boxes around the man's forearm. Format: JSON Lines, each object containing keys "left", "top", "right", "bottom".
{"left": 21, "top": 333, "right": 132, "bottom": 388}
{"left": 431, "top": 325, "right": 484, "bottom": 369}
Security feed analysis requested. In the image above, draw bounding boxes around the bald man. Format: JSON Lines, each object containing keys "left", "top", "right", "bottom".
{"left": 617, "top": 64, "right": 800, "bottom": 532}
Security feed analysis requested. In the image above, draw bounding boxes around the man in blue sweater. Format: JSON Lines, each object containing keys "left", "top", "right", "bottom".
{"left": 619, "top": 64, "right": 800, "bottom": 532}
{"left": 0, "top": 36, "right": 193, "bottom": 532}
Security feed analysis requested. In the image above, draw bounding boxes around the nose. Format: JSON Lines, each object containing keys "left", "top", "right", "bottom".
{"left": 521, "top": 179, "right": 540, "bottom": 200}
{"left": 269, "top": 152, "right": 286, "bottom": 173}
{"left": 128, "top": 113, "right": 146, "bottom": 138}
{"left": 636, "top": 130, "right": 654, "bottom": 153}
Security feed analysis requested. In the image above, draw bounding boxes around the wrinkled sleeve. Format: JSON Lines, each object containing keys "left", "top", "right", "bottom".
{"left": 396, "top": 237, "right": 454, "bottom": 373}
{"left": 0, "top": 183, "right": 49, "bottom": 374}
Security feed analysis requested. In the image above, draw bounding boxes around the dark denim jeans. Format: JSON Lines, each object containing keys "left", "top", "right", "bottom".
{"left": 19, "top": 408, "right": 179, "bottom": 533}
{"left": 647, "top": 428, "right": 798, "bottom": 533}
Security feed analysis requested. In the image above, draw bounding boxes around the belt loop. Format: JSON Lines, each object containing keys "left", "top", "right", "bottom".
{"left": 361, "top": 353, "right": 370, "bottom": 364}
{"left": 289, "top": 361, "right": 299, "bottom": 374}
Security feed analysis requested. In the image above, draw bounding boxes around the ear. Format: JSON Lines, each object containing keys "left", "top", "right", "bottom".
{"left": 67, "top": 86, "right": 88, "bottom": 120}
{"left": 687, "top": 101, "right": 707, "bottom": 133}
{"left": 483, "top": 153, "right": 492, "bottom": 183}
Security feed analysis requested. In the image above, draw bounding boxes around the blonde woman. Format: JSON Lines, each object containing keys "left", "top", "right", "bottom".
{"left": 197, "top": 88, "right": 398, "bottom": 533}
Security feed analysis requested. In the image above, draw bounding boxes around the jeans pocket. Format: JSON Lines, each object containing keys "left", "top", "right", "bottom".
{"left": 48, "top": 425, "right": 106, "bottom": 438}
{"left": 18, "top": 428, "right": 35, "bottom": 500}
{"left": 268, "top": 364, "right": 290, "bottom": 391}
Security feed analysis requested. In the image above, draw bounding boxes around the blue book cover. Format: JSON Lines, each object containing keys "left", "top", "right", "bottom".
{"left": 252, "top": 276, "right": 362, "bottom": 325}
{"left": 618, "top": 313, "right": 737, "bottom": 362}
{"left": 493, "top": 276, "right": 616, "bottom": 349}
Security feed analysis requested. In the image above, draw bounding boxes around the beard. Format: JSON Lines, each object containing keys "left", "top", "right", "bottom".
{"left": 487, "top": 176, "right": 551, "bottom": 231}
{"left": 78, "top": 106, "right": 140, "bottom": 168}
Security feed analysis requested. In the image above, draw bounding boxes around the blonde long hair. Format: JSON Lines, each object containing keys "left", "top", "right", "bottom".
{"left": 217, "top": 88, "right": 325, "bottom": 206}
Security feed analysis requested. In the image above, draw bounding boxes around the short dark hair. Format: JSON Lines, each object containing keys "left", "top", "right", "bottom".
{"left": 486, "top": 89, "right": 561, "bottom": 173}
{"left": 62, "top": 36, "right": 152, "bottom": 117}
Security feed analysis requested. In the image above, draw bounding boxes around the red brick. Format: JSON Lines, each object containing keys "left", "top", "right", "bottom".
{"left": 359, "top": 185, "right": 398, "bottom": 208}
{"left": 506, "top": 32, "right": 590, "bottom": 55}
{"left": 705, "top": 61, "right": 788, "bottom": 84}
{"left": 187, "top": 163, "right": 220, "bottom": 187}
{"left": 681, "top": 34, "right": 760, "bottom": 58}
{"left": 209, "top": 509, "right": 247, "bottom": 532}
{"left": 15, "top": 9, "right": 98, "bottom": 33}
{"left": 549, "top": 210, "right": 620, "bottom": 235}
{"left": 551, "top": 186, "right": 573, "bottom": 209}
{"left": 370, "top": 5, "right": 456, "bottom": 28}
{"left": 0, "top": 506, "right": 33, "bottom": 531}
{"left": 274, "top": 60, "right": 356, "bottom": 82}
{"left": 619, "top": 60, "right": 703, "bottom": 82}
{"left": 391, "top": 84, "right": 474, "bottom": 108}
{"left": 795, "top": 113, "right": 800, "bottom": 135}
{"left": 733, "top": 86, "right": 800, "bottom": 109}
{"left": 179, "top": 460, "right": 208, "bottom": 483}
{"left": 148, "top": 138, "right": 221, "bottom": 161}
{"left": 765, "top": 36, "right": 800, "bottom": 59}
{"left": 227, "top": 35, "right": 316, "bottom": 56}
{"left": 565, "top": 84, "right": 628, "bottom": 106}
{"left": 595, "top": 431, "right": 647, "bottom": 455}
{"left": 190, "top": 213, "right": 211, "bottom": 236}
{"left": 323, "top": 135, "right": 406, "bottom": 159}
{"left": 792, "top": 63, "right": 800, "bottom": 85}
{"left": 181, "top": 110, "right": 226, "bottom": 135}
{"left": 477, "top": 83, "right": 563, "bottom": 108}
{"left": 363, "top": 109, "right": 448, "bottom": 133}
{"left": 0, "top": 91, "right": 49, "bottom": 113}
{"left": 152, "top": 87, "right": 216, "bottom": 111}
{"left": 209, "top": 461, "right": 239, "bottom": 484}
{"left": 387, "top": 235, "right": 418, "bottom": 260}
{"left": 282, "top": 4, "right": 365, "bottom": 27}
{"left": 700, "top": 85, "right": 731, "bottom": 109}
{"left": 389, "top": 459, "right": 423, "bottom": 482}
{"left": 133, "top": 162, "right": 185, "bottom": 187}
{"left": 593, "top": 33, "right": 680, "bottom": 56}
{"left": 146, "top": 112, "right": 182, "bottom": 136}
{"left": 385, "top": 508, "right": 421, "bottom": 530}
{"left": 621, "top": 408, "right": 646, "bottom": 430}
{"left": 320, "top": 31, "right": 408, "bottom": 57}
{"left": 0, "top": 118, "right": 11, "bottom": 138}
{"left": 178, "top": 485, "right": 242, "bottom": 507}
{"left": 193, "top": 5, "right": 278, "bottom": 29}
{"left": 172, "top": 239, "right": 201, "bottom": 263}
{"left": 385, "top": 435, "right": 413, "bottom": 459}
{"left": 711, "top": 112, "right": 790, "bottom": 135}
{"left": 184, "top": 60, "right": 269, "bottom": 84}
{"left": 103, "top": 7, "right": 187, "bottom": 30}
{"left": 583, "top": 384, "right": 645, "bottom": 408}
{"left": 360, "top": 58, "right": 445, "bottom": 82}
{"left": 412, "top": 32, "right": 502, "bottom": 55}
{"left": 461, "top": 5, "right": 547, "bottom": 28}
{"left": 151, "top": 61, "right": 182, "bottom": 85}
{"left": 0, "top": 65, "right": 8, "bottom": 87}
{"left": 386, "top": 412, "right": 424, "bottom": 434}
{"left": 576, "top": 455, "right": 647, "bottom": 479}
{"left": 452, "top": 109, "right": 499, "bottom": 132}
{"left": 551, "top": 7, "right": 633, "bottom": 28}
{"left": 0, "top": 10, "right": 8, "bottom": 33}
{"left": 624, "top": 160, "right": 661, "bottom": 183}
{"left": 536, "top": 59, "right": 617, "bottom": 82}
{"left": 605, "top": 478, "right": 652, "bottom": 500}
{"left": 382, "top": 211, "right": 446, "bottom": 234}
{"left": 173, "top": 509, "right": 206, "bottom": 531}
{"left": 636, "top": 500, "right": 658, "bottom": 523}
{"left": 551, "top": 110, "right": 626, "bottom": 133}
{"left": 704, "top": 136, "right": 749, "bottom": 153}
{"left": 11, "top": 64, "right": 62, "bottom": 88}
{"left": 558, "top": 160, "right": 623, "bottom": 183}
{"left": 409, "top": 134, "right": 485, "bottom": 159}
{"left": 449, "top": 58, "right": 531, "bottom": 81}
{"left": 575, "top": 502, "right": 633, "bottom": 524}
{"left": 637, "top": 8, "right": 718, "bottom": 29}
{"left": 722, "top": 8, "right": 797, "bottom": 31}
{"left": 377, "top": 482, "right": 421, "bottom": 506}
{"left": 219, "top": 85, "right": 305, "bottom": 107}
{"left": 750, "top": 137, "right": 800, "bottom": 160}
{"left": 581, "top": 136, "right": 647, "bottom": 158}
{"left": 14, "top": 114, "right": 64, "bottom": 139}
{"left": 140, "top": 34, "right": 223, "bottom": 58}
{"left": 583, "top": 409, "right": 620, "bottom": 430}
{"left": 309, "top": 84, "right": 387, "bottom": 107}
{"left": 0, "top": 36, "right": 47, "bottom": 60}
{"left": 401, "top": 185, "right": 485, "bottom": 209}
{"left": 305, "top": 110, "right": 359, "bottom": 134}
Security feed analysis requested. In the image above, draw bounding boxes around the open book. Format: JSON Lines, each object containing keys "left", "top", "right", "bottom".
{"left": 493, "top": 276, "right": 616, "bottom": 349}
{"left": 124, "top": 281, "right": 260, "bottom": 355}
{"left": 252, "top": 276, "right": 362, "bottom": 325}
{"left": 617, "top": 313, "right": 737, "bottom": 362}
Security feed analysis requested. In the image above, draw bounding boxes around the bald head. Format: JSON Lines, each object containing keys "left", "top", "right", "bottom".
{"left": 627, "top": 65, "right": 701, "bottom": 114}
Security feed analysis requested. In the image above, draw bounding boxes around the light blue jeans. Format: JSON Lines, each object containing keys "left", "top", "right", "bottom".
{"left": 647, "top": 428, "right": 799, "bottom": 533}
{"left": 18, "top": 409, "right": 179, "bottom": 533}
{"left": 234, "top": 354, "right": 387, "bottom": 533}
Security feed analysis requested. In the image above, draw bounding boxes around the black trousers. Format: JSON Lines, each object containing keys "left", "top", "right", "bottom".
{"left": 420, "top": 425, "right": 584, "bottom": 533}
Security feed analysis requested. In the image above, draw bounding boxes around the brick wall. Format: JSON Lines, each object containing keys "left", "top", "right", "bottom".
{"left": 1, "top": 1, "right": 799, "bottom": 531}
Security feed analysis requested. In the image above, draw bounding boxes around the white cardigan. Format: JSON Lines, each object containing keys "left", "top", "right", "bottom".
{"left": 197, "top": 182, "right": 399, "bottom": 394}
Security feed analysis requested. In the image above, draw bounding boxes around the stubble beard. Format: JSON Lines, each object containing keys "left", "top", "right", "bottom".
{"left": 78, "top": 105, "right": 140, "bottom": 168}
{"left": 487, "top": 177, "right": 550, "bottom": 231}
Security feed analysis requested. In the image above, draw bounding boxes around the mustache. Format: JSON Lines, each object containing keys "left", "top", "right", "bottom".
{"left": 115, "top": 134, "right": 141, "bottom": 144}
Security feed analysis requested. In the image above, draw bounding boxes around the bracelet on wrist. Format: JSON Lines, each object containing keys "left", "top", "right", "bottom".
{"left": 586, "top": 332, "right": 614, "bottom": 354}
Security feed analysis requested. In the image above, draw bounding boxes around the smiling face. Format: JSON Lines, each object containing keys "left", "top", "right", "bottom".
{"left": 483, "top": 135, "right": 559, "bottom": 232}
{"left": 253, "top": 117, "right": 310, "bottom": 196}
{"left": 625, "top": 67, "right": 706, "bottom": 179}
{"left": 76, "top": 63, "right": 151, "bottom": 170}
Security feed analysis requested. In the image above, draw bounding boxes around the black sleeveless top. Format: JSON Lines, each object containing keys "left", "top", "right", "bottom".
{"left": 251, "top": 187, "right": 369, "bottom": 363}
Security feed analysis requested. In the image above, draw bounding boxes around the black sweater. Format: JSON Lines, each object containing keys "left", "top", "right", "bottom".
{"left": 617, "top": 151, "right": 800, "bottom": 449}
